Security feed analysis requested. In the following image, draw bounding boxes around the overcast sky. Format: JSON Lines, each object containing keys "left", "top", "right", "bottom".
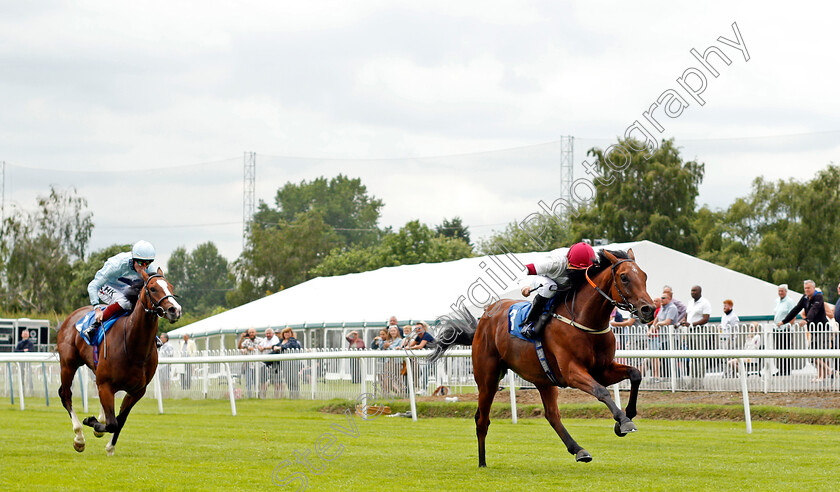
{"left": 2, "top": 1, "right": 838, "bottom": 266}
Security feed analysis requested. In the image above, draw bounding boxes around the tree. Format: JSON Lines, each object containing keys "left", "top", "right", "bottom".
{"left": 0, "top": 187, "right": 94, "bottom": 312}
{"left": 696, "top": 165, "right": 840, "bottom": 292}
{"left": 255, "top": 174, "right": 384, "bottom": 248}
{"left": 477, "top": 214, "right": 573, "bottom": 255}
{"left": 311, "top": 220, "right": 473, "bottom": 277}
{"left": 436, "top": 217, "right": 471, "bottom": 246}
{"left": 570, "top": 138, "right": 704, "bottom": 254}
{"left": 228, "top": 210, "right": 342, "bottom": 307}
{"left": 166, "top": 242, "right": 232, "bottom": 316}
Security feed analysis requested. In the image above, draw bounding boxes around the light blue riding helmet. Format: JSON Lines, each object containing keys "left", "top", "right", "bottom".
{"left": 131, "top": 240, "right": 156, "bottom": 262}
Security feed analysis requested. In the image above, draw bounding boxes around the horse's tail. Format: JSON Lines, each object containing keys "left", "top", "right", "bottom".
{"left": 427, "top": 304, "right": 478, "bottom": 364}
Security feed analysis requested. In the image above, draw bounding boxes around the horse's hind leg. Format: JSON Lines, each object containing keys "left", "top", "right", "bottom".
{"left": 58, "top": 364, "right": 85, "bottom": 452}
{"left": 566, "top": 363, "right": 636, "bottom": 436}
{"left": 473, "top": 359, "right": 503, "bottom": 468}
{"left": 537, "top": 385, "right": 590, "bottom": 462}
{"left": 601, "top": 361, "right": 642, "bottom": 436}
{"left": 106, "top": 388, "right": 146, "bottom": 456}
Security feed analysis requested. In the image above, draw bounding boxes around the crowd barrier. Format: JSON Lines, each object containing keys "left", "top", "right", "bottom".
{"left": 3, "top": 322, "right": 839, "bottom": 432}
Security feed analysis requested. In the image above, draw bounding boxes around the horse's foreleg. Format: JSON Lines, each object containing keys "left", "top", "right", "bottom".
{"left": 59, "top": 365, "right": 85, "bottom": 452}
{"left": 106, "top": 387, "right": 146, "bottom": 456}
{"left": 566, "top": 364, "right": 637, "bottom": 436}
{"left": 84, "top": 382, "right": 118, "bottom": 436}
{"left": 536, "top": 385, "right": 591, "bottom": 462}
{"left": 93, "top": 405, "right": 106, "bottom": 438}
{"left": 601, "top": 362, "right": 642, "bottom": 421}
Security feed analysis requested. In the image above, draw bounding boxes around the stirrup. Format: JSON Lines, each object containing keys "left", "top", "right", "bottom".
{"left": 82, "top": 321, "right": 100, "bottom": 340}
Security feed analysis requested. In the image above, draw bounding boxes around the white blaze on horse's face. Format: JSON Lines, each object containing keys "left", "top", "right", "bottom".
{"left": 155, "top": 278, "right": 182, "bottom": 317}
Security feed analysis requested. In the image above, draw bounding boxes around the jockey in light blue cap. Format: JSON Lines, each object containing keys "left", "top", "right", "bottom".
{"left": 82, "top": 240, "right": 161, "bottom": 345}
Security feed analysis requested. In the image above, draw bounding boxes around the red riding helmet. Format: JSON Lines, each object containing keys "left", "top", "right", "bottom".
{"left": 567, "top": 242, "right": 596, "bottom": 269}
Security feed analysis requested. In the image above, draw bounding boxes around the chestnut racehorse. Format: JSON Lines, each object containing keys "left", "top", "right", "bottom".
{"left": 56, "top": 265, "right": 181, "bottom": 455}
{"left": 430, "top": 249, "right": 655, "bottom": 465}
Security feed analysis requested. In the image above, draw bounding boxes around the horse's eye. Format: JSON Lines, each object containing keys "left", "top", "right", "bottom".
{"left": 620, "top": 274, "right": 629, "bottom": 283}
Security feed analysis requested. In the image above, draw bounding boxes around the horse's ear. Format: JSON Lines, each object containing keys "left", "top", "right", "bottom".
{"left": 627, "top": 248, "right": 635, "bottom": 260}
{"left": 157, "top": 267, "right": 164, "bottom": 276}
{"left": 603, "top": 249, "right": 618, "bottom": 264}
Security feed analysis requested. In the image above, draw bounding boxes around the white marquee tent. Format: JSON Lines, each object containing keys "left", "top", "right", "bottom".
{"left": 169, "top": 240, "right": 787, "bottom": 346}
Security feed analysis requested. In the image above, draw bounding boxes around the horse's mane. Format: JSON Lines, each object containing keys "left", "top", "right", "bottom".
{"left": 553, "top": 249, "right": 630, "bottom": 303}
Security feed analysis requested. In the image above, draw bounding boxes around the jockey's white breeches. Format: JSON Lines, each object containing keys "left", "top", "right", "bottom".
{"left": 525, "top": 276, "right": 558, "bottom": 298}
{"left": 98, "top": 285, "right": 132, "bottom": 310}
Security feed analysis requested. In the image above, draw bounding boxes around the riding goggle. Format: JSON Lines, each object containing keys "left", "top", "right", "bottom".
{"left": 134, "top": 259, "right": 153, "bottom": 267}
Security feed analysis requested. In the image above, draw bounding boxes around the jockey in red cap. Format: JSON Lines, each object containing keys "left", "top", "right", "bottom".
{"left": 520, "top": 241, "right": 596, "bottom": 339}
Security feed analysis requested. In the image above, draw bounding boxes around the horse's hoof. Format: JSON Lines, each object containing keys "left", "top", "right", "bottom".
{"left": 575, "top": 450, "right": 592, "bottom": 462}
{"left": 73, "top": 440, "right": 85, "bottom": 453}
{"left": 93, "top": 430, "right": 105, "bottom": 438}
{"left": 619, "top": 420, "right": 638, "bottom": 435}
{"left": 82, "top": 416, "right": 96, "bottom": 427}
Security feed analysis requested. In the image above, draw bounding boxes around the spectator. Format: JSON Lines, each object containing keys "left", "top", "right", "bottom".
{"left": 773, "top": 284, "right": 797, "bottom": 376}
{"left": 178, "top": 334, "right": 198, "bottom": 390}
{"left": 371, "top": 329, "right": 389, "bottom": 350}
{"left": 259, "top": 328, "right": 281, "bottom": 397}
{"left": 725, "top": 323, "right": 762, "bottom": 377}
{"left": 14, "top": 330, "right": 34, "bottom": 352}
{"left": 663, "top": 285, "right": 687, "bottom": 325}
{"left": 238, "top": 328, "right": 261, "bottom": 396}
{"left": 274, "top": 327, "right": 302, "bottom": 398}
{"left": 719, "top": 299, "right": 740, "bottom": 351}
{"left": 610, "top": 309, "right": 634, "bottom": 351}
{"left": 345, "top": 331, "right": 365, "bottom": 349}
{"left": 409, "top": 321, "right": 435, "bottom": 349}
{"left": 648, "top": 291, "right": 677, "bottom": 381}
{"left": 158, "top": 332, "right": 174, "bottom": 398}
{"left": 780, "top": 280, "right": 831, "bottom": 382}
{"left": 683, "top": 285, "right": 713, "bottom": 378}
{"left": 384, "top": 325, "right": 403, "bottom": 349}
{"left": 345, "top": 330, "right": 365, "bottom": 384}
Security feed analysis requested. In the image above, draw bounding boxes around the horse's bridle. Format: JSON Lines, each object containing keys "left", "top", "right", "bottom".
{"left": 584, "top": 258, "right": 640, "bottom": 317}
{"left": 141, "top": 273, "right": 177, "bottom": 317}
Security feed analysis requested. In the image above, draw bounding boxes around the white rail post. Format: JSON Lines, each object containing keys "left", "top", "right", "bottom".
{"left": 360, "top": 354, "right": 367, "bottom": 410}
{"left": 405, "top": 357, "right": 417, "bottom": 422}
{"left": 42, "top": 362, "right": 50, "bottom": 406}
{"left": 612, "top": 384, "right": 621, "bottom": 409}
{"left": 668, "top": 325, "right": 677, "bottom": 392}
{"left": 203, "top": 338, "right": 210, "bottom": 399}
{"left": 738, "top": 358, "right": 752, "bottom": 434}
{"left": 16, "top": 362, "right": 25, "bottom": 410}
{"left": 507, "top": 369, "right": 518, "bottom": 424}
{"left": 224, "top": 363, "right": 237, "bottom": 416}
{"left": 154, "top": 367, "right": 164, "bottom": 414}
{"left": 7, "top": 362, "right": 13, "bottom": 405}
{"left": 310, "top": 357, "right": 317, "bottom": 401}
{"left": 80, "top": 368, "right": 89, "bottom": 413}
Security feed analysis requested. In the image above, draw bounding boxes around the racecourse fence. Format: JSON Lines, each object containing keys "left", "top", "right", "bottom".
{"left": 3, "top": 322, "right": 839, "bottom": 415}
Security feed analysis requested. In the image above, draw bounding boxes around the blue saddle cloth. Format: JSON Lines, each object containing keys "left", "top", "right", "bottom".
{"left": 508, "top": 301, "right": 537, "bottom": 344}
{"left": 74, "top": 311, "right": 126, "bottom": 346}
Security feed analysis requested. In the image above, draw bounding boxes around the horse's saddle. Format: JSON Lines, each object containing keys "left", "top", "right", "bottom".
{"left": 507, "top": 301, "right": 537, "bottom": 344}
{"left": 74, "top": 311, "right": 127, "bottom": 346}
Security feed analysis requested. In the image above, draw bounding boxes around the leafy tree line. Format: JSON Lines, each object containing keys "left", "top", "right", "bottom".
{"left": 4, "top": 142, "right": 837, "bottom": 323}
{"left": 477, "top": 138, "right": 840, "bottom": 301}
{"left": 0, "top": 176, "right": 474, "bottom": 322}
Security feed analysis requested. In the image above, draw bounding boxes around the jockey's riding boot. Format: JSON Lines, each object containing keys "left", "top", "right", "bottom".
{"left": 522, "top": 294, "right": 550, "bottom": 339}
{"left": 155, "top": 336, "right": 163, "bottom": 349}
{"left": 82, "top": 319, "right": 101, "bottom": 341}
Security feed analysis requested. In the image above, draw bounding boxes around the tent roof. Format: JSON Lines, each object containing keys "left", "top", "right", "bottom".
{"left": 169, "top": 240, "right": 784, "bottom": 338}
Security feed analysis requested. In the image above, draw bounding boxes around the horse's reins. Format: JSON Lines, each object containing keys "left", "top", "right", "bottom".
{"left": 552, "top": 258, "right": 640, "bottom": 335}
{"left": 122, "top": 273, "right": 175, "bottom": 362}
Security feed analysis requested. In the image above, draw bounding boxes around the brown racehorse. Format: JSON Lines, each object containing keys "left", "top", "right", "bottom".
{"left": 56, "top": 265, "right": 181, "bottom": 455}
{"left": 429, "top": 248, "right": 655, "bottom": 465}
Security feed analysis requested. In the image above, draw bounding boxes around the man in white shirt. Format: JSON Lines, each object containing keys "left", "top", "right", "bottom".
{"left": 682, "top": 285, "right": 712, "bottom": 381}
{"left": 719, "top": 299, "right": 740, "bottom": 350}
{"left": 773, "top": 284, "right": 797, "bottom": 376}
